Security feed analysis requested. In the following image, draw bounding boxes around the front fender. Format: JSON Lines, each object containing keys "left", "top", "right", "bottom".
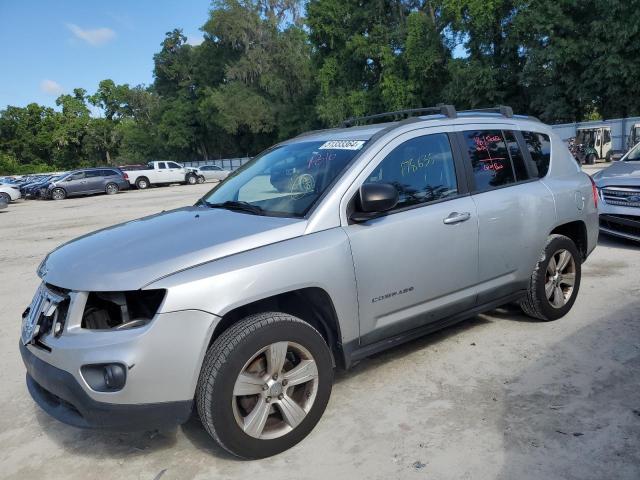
{"left": 146, "top": 227, "right": 359, "bottom": 345}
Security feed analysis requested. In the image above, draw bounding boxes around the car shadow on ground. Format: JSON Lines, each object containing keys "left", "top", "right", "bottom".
{"left": 497, "top": 304, "right": 640, "bottom": 479}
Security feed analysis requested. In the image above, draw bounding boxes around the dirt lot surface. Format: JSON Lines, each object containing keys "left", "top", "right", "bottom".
{"left": 1, "top": 181, "right": 639, "bottom": 480}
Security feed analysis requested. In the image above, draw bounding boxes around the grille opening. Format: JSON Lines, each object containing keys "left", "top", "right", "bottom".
{"left": 600, "top": 215, "right": 640, "bottom": 238}
{"left": 82, "top": 290, "right": 165, "bottom": 330}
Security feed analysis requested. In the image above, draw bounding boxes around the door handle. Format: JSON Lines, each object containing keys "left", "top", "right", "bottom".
{"left": 443, "top": 211, "right": 471, "bottom": 225}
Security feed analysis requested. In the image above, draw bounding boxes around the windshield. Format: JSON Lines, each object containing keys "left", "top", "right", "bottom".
{"left": 201, "top": 140, "right": 366, "bottom": 217}
{"left": 625, "top": 142, "right": 640, "bottom": 161}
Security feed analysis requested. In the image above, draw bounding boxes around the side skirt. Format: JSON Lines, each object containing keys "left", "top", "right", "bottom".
{"left": 341, "top": 290, "right": 526, "bottom": 369}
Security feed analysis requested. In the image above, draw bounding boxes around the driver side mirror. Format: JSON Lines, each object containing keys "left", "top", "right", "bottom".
{"left": 350, "top": 183, "right": 399, "bottom": 223}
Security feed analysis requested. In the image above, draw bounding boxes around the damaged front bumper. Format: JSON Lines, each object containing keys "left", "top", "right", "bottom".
{"left": 20, "top": 282, "right": 220, "bottom": 431}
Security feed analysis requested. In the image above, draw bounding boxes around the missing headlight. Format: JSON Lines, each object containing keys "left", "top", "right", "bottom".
{"left": 82, "top": 289, "right": 165, "bottom": 330}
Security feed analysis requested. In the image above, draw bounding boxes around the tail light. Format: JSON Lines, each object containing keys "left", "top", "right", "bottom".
{"left": 122, "top": 172, "right": 129, "bottom": 180}
{"left": 588, "top": 175, "right": 598, "bottom": 208}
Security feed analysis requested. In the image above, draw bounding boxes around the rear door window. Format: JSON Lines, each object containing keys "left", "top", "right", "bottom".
{"left": 462, "top": 130, "right": 516, "bottom": 192}
{"left": 522, "top": 131, "right": 551, "bottom": 178}
{"left": 158, "top": 162, "right": 167, "bottom": 169}
{"left": 366, "top": 133, "right": 458, "bottom": 210}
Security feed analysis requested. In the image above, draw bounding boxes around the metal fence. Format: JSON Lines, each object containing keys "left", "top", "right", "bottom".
{"left": 182, "top": 157, "right": 252, "bottom": 171}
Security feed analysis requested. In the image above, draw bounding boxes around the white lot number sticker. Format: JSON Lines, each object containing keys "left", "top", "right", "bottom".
{"left": 319, "top": 140, "right": 365, "bottom": 150}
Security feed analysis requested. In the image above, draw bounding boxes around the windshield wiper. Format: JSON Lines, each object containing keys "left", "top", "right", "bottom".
{"left": 205, "top": 200, "right": 265, "bottom": 215}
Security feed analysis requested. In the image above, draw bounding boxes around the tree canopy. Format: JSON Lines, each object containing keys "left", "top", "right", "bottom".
{"left": 2, "top": 0, "right": 639, "bottom": 174}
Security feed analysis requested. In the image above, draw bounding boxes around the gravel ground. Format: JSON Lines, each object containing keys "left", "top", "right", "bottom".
{"left": 0, "top": 179, "right": 638, "bottom": 480}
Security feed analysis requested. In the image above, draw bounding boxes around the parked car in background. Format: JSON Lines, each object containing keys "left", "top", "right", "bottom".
{"left": 0, "top": 182, "right": 22, "bottom": 203}
{"left": 44, "top": 168, "right": 129, "bottom": 200}
{"left": 21, "top": 175, "right": 58, "bottom": 199}
{"left": 593, "top": 141, "right": 640, "bottom": 242}
{"left": 196, "top": 164, "right": 231, "bottom": 182}
{"left": 122, "top": 161, "right": 198, "bottom": 189}
{"left": 20, "top": 105, "right": 598, "bottom": 459}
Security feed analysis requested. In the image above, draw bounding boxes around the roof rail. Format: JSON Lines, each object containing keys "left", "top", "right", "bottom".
{"left": 460, "top": 105, "right": 514, "bottom": 118}
{"left": 342, "top": 104, "right": 457, "bottom": 128}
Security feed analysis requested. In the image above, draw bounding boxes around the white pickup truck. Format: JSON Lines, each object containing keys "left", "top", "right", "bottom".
{"left": 122, "top": 161, "right": 200, "bottom": 189}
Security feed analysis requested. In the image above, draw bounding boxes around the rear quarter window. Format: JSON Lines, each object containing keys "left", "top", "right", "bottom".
{"left": 523, "top": 132, "right": 551, "bottom": 178}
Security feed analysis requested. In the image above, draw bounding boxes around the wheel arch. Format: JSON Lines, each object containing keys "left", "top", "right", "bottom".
{"left": 136, "top": 176, "right": 150, "bottom": 187}
{"left": 209, "top": 287, "right": 346, "bottom": 369}
{"left": 550, "top": 220, "right": 588, "bottom": 260}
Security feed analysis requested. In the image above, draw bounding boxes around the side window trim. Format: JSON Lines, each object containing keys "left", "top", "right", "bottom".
{"left": 502, "top": 130, "right": 531, "bottom": 182}
{"left": 513, "top": 130, "right": 541, "bottom": 178}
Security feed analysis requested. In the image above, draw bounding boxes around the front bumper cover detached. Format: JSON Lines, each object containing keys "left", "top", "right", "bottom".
{"left": 20, "top": 342, "right": 193, "bottom": 431}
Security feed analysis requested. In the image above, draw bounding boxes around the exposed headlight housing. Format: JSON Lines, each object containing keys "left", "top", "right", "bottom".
{"left": 81, "top": 289, "right": 166, "bottom": 330}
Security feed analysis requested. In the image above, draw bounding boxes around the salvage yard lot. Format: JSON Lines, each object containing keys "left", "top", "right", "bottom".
{"left": 1, "top": 184, "right": 639, "bottom": 480}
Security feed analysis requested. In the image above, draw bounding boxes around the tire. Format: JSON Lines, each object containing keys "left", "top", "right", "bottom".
{"left": 196, "top": 312, "right": 333, "bottom": 459}
{"left": 520, "top": 234, "right": 581, "bottom": 321}
{"left": 105, "top": 183, "right": 119, "bottom": 195}
{"left": 0, "top": 192, "right": 10, "bottom": 203}
{"left": 51, "top": 188, "right": 66, "bottom": 201}
{"left": 136, "top": 177, "right": 149, "bottom": 190}
{"left": 586, "top": 154, "right": 596, "bottom": 165}
{"left": 197, "top": 175, "right": 205, "bottom": 184}
{"left": 186, "top": 174, "right": 197, "bottom": 185}
{"left": 605, "top": 151, "right": 612, "bottom": 162}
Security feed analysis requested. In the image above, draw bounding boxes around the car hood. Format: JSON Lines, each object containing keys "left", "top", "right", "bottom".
{"left": 594, "top": 161, "right": 640, "bottom": 187}
{"left": 41, "top": 207, "right": 307, "bottom": 291}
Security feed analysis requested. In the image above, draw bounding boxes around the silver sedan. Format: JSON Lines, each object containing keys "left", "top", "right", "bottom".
{"left": 197, "top": 165, "right": 231, "bottom": 182}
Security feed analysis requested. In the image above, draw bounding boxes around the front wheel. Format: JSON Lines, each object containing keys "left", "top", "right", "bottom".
{"left": 586, "top": 154, "right": 596, "bottom": 165}
{"left": 186, "top": 174, "right": 197, "bottom": 185}
{"left": 520, "top": 234, "right": 581, "bottom": 321}
{"left": 196, "top": 312, "right": 333, "bottom": 459}
{"left": 0, "top": 192, "right": 10, "bottom": 203}
{"left": 197, "top": 175, "right": 205, "bottom": 184}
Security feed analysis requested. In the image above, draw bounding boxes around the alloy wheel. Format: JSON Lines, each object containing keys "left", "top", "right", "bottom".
{"left": 545, "top": 249, "right": 576, "bottom": 308}
{"left": 232, "top": 341, "right": 319, "bottom": 440}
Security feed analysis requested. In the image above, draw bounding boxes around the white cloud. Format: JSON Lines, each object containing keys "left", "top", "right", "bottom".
{"left": 187, "top": 35, "right": 204, "bottom": 46}
{"left": 40, "top": 79, "right": 64, "bottom": 96}
{"left": 66, "top": 23, "right": 116, "bottom": 46}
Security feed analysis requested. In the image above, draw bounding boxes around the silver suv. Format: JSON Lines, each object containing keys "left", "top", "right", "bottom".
{"left": 20, "top": 106, "right": 598, "bottom": 458}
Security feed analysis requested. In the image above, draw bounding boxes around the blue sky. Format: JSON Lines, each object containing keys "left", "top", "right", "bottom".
{"left": 0, "top": 0, "right": 211, "bottom": 110}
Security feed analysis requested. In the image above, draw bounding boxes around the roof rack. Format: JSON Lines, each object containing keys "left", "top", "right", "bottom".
{"left": 460, "top": 105, "right": 514, "bottom": 118}
{"left": 342, "top": 104, "right": 457, "bottom": 128}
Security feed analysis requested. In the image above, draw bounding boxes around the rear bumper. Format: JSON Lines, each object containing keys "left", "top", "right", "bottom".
{"left": 20, "top": 341, "right": 192, "bottom": 430}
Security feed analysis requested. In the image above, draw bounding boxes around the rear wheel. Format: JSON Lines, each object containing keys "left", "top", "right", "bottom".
{"left": 105, "top": 183, "right": 119, "bottom": 195}
{"left": 197, "top": 175, "right": 205, "bottom": 184}
{"left": 51, "top": 188, "right": 66, "bottom": 200}
{"left": 0, "top": 192, "right": 10, "bottom": 203}
{"left": 586, "top": 153, "right": 596, "bottom": 165}
{"left": 520, "top": 234, "right": 581, "bottom": 321}
{"left": 196, "top": 312, "right": 333, "bottom": 459}
{"left": 136, "top": 177, "right": 149, "bottom": 190}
